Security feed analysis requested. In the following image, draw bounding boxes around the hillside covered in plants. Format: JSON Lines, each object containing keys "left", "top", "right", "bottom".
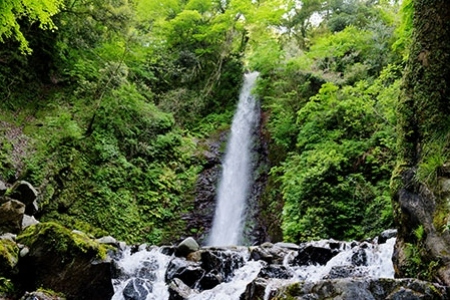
{"left": 0, "top": 0, "right": 409, "bottom": 247}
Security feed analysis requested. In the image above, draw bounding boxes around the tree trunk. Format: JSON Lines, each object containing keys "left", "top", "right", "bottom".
{"left": 392, "top": 0, "right": 450, "bottom": 284}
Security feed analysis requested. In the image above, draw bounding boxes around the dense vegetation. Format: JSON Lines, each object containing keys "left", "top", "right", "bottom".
{"left": 0, "top": 0, "right": 409, "bottom": 244}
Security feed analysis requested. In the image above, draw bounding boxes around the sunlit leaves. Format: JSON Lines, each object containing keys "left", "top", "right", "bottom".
{"left": 0, "top": 0, "right": 63, "bottom": 53}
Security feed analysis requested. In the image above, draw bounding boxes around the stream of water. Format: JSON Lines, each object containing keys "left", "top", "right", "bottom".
{"left": 207, "top": 72, "right": 260, "bottom": 247}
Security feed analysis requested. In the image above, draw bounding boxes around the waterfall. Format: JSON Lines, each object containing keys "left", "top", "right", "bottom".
{"left": 208, "top": 72, "right": 260, "bottom": 247}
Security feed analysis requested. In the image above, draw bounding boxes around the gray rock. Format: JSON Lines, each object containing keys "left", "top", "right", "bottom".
{"left": 169, "top": 278, "right": 197, "bottom": 300}
{"left": 377, "top": 229, "right": 397, "bottom": 244}
{"left": 0, "top": 233, "right": 16, "bottom": 242}
{"left": 176, "top": 237, "right": 199, "bottom": 257}
{"left": 274, "top": 242, "right": 300, "bottom": 250}
{"left": 19, "top": 246, "right": 29, "bottom": 257}
{"left": 22, "top": 214, "right": 39, "bottom": 229}
{"left": 0, "top": 199, "right": 25, "bottom": 233}
{"left": 96, "top": 236, "right": 118, "bottom": 245}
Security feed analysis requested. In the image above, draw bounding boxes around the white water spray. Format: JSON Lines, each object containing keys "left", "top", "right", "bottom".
{"left": 208, "top": 72, "right": 260, "bottom": 247}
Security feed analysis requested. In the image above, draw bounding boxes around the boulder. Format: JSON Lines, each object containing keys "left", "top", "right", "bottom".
{"left": 0, "top": 199, "right": 25, "bottom": 234}
{"left": 351, "top": 248, "right": 368, "bottom": 266}
{"left": 201, "top": 250, "right": 246, "bottom": 282}
{"left": 242, "top": 277, "right": 269, "bottom": 300}
{"left": 176, "top": 237, "right": 199, "bottom": 257}
{"left": 294, "top": 245, "right": 340, "bottom": 266}
{"left": 10, "top": 181, "right": 39, "bottom": 215}
{"left": 323, "top": 266, "right": 368, "bottom": 279}
{"left": 122, "top": 278, "right": 152, "bottom": 300}
{"left": 166, "top": 257, "right": 204, "bottom": 288}
{"left": 377, "top": 229, "right": 397, "bottom": 244}
{"left": 168, "top": 278, "right": 197, "bottom": 300}
{"left": 16, "top": 222, "right": 113, "bottom": 300}
{"left": 258, "top": 265, "right": 293, "bottom": 279}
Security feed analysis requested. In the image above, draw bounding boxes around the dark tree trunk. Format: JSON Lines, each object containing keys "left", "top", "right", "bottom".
{"left": 392, "top": 0, "right": 450, "bottom": 284}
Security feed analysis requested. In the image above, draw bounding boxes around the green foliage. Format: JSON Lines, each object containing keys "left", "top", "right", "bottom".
{"left": 0, "top": 277, "right": 15, "bottom": 296}
{"left": 0, "top": 0, "right": 63, "bottom": 53}
{"left": 403, "top": 225, "right": 440, "bottom": 281}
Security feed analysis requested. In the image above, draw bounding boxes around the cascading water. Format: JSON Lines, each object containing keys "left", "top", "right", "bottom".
{"left": 110, "top": 236, "right": 396, "bottom": 300}
{"left": 208, "top": 72, "right": 260, "bottom": 247}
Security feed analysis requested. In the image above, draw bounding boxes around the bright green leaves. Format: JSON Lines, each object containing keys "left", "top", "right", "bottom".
{"left": 0, "top": 0, "right": 63, "bottom": 53}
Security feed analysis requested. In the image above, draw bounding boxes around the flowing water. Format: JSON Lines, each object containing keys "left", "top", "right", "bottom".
{"left": 207, "top": 72, "right": 260, "bottom": 247}
{"left": 110, "top": 237, "right": 396, "bottom": 300}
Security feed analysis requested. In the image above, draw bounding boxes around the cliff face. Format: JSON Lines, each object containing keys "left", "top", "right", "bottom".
{"left": 392, "top": 0, "right": 450, "bottom": 284}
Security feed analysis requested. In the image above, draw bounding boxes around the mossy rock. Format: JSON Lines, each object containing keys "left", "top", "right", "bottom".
{"left": 0, "top": 238, "right": 19, "bottom": 277}
{"left": 16, "top": 222, "right": 113, "bottom": 300}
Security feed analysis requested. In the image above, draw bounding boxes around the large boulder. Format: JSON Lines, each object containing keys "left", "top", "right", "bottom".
{"left": 0, "top": 199, "right": 25, "bottom": 234}
{"left": 17, "top": 222, "right": 113, "bottom": 300}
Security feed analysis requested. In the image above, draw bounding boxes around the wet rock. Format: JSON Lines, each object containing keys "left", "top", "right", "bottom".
{"left": 241, "top": 277, "right": 269, "bottom": 300}
{"left": 17, "top": 222, "right": 113, "bottom": 300}
{"left": 324, "top": 266, "right": 368, "bottom": 279}
{"left": 176, "top": 237, "right": 199, "bottom": 257}
{"left": 378, "top": 229, "right": 397, "bottom": 244}
{"left": 274, "top": 242, "right": 300, "bottom": 250}
{"left": 294, "top": 245, "right": 340, "bottom": 266}
{"left": 10, "top": 181, "right": 39, "bottom": 215}
{"left": 166, "top": 257, "right": 204, "bottom": 288}
{"left": 199, "top": 271, "right": 222, "bottom": 290}
{"left": 258, "top": 264, "right": 293, "bottom": 279}
{"left": 0, "top": 199, "right": 25, "bottom": 234}
{"left": 123, "top": 278, "right": 152, "bottom": 300}
{"left": 351, "top": 248, "right": 368, "bottom": 266}
{"left": 201, "top": 250, "right": 246, "bottom": 282}
{"left": 249, "top": 246, "right": 273, "bottom": 263}
{"left": 168, "top": 278, "right": 197, "bottom": 300}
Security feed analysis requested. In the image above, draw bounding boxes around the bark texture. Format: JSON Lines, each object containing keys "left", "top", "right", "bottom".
{"left": 393, "top": 0, "right": 450, "bottom": 284}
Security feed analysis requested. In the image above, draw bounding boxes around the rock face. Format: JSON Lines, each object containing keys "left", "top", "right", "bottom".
{"left": 183, "top": 121, "right": 270, "bottom": 246}
{"left": 17, "top": 222, "right": 113, "bottom": 300}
